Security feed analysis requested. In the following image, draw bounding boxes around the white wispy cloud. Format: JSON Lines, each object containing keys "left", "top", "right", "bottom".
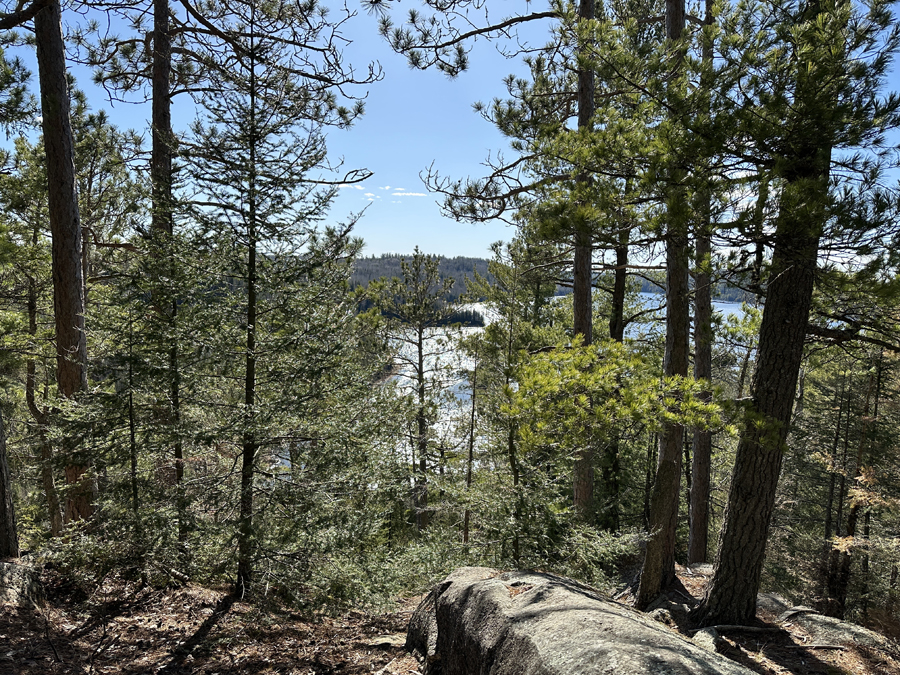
{"left": 340, "top": 184, "right": 365, "bottom": 190}
{"left": 378, "top": 185, "right": 391, "bottom": 190}
{"left": 364, "top": 193, "right": 375, "bottom": 197}
{"left": 392, "top": 192, "right": 427, "bottom": 197}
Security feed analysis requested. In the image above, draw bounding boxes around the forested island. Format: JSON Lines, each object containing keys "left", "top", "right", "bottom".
{"left": 1, "top": 0, "right": 900, "bottom": 672}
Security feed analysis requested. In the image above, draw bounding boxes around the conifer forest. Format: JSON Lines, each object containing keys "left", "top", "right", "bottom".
{"left": 3, "top": 0, "right": 900, "bottom": 671}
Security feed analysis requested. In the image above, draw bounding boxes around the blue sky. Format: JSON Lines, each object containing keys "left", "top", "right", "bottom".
{"left": 26, "top": 1, "right": 900, "bottom": 259}
{"left": 318, "top": 6, "right": 547, "bottom": 259}
{"left": 53, "top": 2, "right": 549, "bottom": 260}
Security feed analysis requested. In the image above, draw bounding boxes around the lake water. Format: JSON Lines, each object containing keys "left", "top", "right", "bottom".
{"left": 638, "top": 292, "right": 746, "bottom": 320}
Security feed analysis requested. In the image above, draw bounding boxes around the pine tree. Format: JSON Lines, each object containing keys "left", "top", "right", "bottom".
{"left": 185, "top": 0, "right": 370, "bottom": 594}
{"left": 695, "top": 0, "right": 900, "bottom": 626}
{"left": 32, "top": 0, "right": 92, "bottom": 522}
{"left": 366, "top": 248, "right": 458, "bottom": 532}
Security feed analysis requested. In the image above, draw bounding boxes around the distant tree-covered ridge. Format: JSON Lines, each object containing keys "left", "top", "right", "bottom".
{"left": 352, "top": 253, "right": 492, "bottom": 303}
{"left": 355, "top": 255, "right": 753, "bottom": 306}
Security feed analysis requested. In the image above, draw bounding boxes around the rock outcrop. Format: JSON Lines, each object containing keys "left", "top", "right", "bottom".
{"left": 407, "top": 567, "right": 755, "bottom": 675}
{"left": 0, "top": 559, "right": 43, "bottom": 607}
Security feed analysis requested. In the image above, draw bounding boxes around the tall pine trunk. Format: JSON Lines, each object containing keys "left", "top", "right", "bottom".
{"left": 35, "top": 0, "right": 92, "bottom": 523}
{"left": 150, "top": 0, "right": 188, "bottom": 544}
{"left": 236, "top": 225, "right": 257, "bottom": 595}
{"left": 687, "top": 0, "right": 715, "bottom": 565}
{"left": 572, "top": 0, "right": 595, "bottom": 520}
{"left": 636, "top": 0, "right": 689, "bottom": 609}
{"left": 689, "top": 227, "right": 712, "bottom": 564}
{"left": 236, "top": 38, "right": 259, "bottom": 596}
{"left": 695, "top": 163, "right": 828, "bottom": 626}
{"left": 694, "top": 0, "right": 841, "bottom": 626}
{"left": 695, "top": 91, "right": 831, "bottom": 633}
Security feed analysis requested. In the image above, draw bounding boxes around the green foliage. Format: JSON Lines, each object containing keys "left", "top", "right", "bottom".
{"left": 0, "top": 42, "right": 34, "bottom": 133}
{"left": 513, "top": 337, "right": 725, "bottom": 448}
{"left": 2, "top": 0, "right": 900, "bottom": 630}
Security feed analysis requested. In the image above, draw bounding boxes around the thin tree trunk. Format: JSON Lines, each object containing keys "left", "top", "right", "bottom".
{"left": 35, "top": 0, "right": 91, "bottom": 523}
{"left": 151, "top": 0, "right": 173, "bottom": 237}
{"left": 236, "top": 43, "right": 258, "bottom": 597}
{"left": 171, "top": 344, "right": 186, "bottom": 542}
{"left": 415, "top": 326, "right": 429, "bottom": 531}
{"left": 824, "top": 388, "right": 852, "bottom": 612}
{"left": 0, "top": 408, "right": 18, "bottom": 558}
{"left": 861, "top": 508, "right": 871, "bottom": 621}
{"left": 128, "top": 326, "right": 139, "bottom": 516}
{"left": 638, "top": 211, "right": 690, "bottom": 601}
{"left": 150, "top": 0, "right": 187, "bottom": 545}
{"left": 463, "top": 357, "right": 477, "bottom": 545}
{"left": 40, "top": 435, "right": 63, "bottom": 537}
{"left": 508, "top": 424, "right": 521, "bottom": 565}
{"left": 750, "top": 171, "right": 769, "bottom": 298}
{"left": 689, "top": 222, "right": 713, "bottom": 564}
{"left": 600, "top": 227, "right": 629, "bottom": 531}
{"left": 572, "top": 0, "right": 595, "bottom": 520}
{"left": 505, "top": 299, "right": 521, "bottom": 564}
{"left": 827, "top": 357, "right": 880, "bottom": 618}
{"left": 636, "top": 0, "right": 689, "bottom": 609}
{"left": 236, "top": 215, "right": 257, "bottom": 596}
{"left": 816, "top": 369, "right": 847, "bottom": 607}
{"left": 688, "top": 0, "right": 714, "bottom": 565}
{"left": 25, "top": 237, "right": 62, "bottom": 537}
{"left": 608, "top": 228, "right": 628, "bottom": 343}
{"left": 683, "top": 433, "right": 692, "bottom": 533}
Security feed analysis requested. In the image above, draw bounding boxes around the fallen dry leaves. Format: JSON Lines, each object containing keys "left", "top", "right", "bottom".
{"left": 3, "top": 564, "right": 900, "bottom": 675}
{"left": 0, "top": 576, "right": 422, "bottom": 675}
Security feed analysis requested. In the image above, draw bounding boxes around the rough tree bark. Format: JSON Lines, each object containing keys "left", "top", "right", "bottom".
{"left": 236, "top": 220, "right": 256, "bottom": 596}
{"left": 150, "top": 0, "right": 189, "bottom": 544}
{"left": 35, "top": 0, "right": 92, "bottom": 522}
{"left": 693, "top": 0, "right": 834, "bottom": 616}
{"left": 636, "top": 0, "right": 689, "bottom": 609}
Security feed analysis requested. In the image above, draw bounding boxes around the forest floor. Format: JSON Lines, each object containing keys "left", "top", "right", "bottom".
{"left": 2, "top": 563, "right": 900, "bottom": 675}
